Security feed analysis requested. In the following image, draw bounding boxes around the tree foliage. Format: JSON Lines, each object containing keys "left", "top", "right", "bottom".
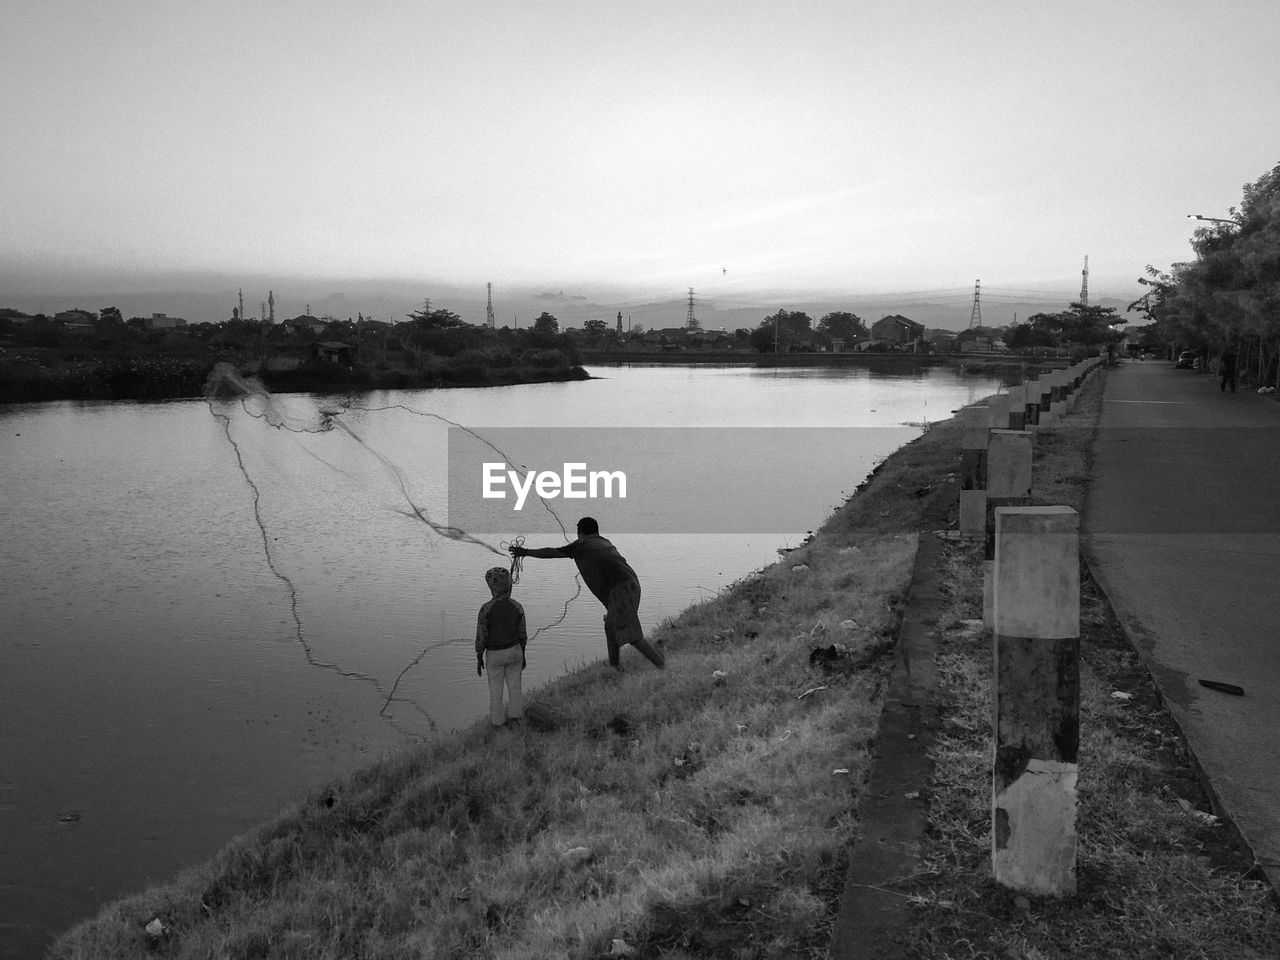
{"left": 751, "top": 310, "right": 814, "bottom": 352}
{"left": 532, "top": 312, "right": 560, "bottom": 335}
{"left": 1003, "top": 303, "right": 1123, "bottom": 352}
{"left": 817, "top": 311, "right": 867, "bottom": 343}
{"left": 406, "top": 303, "right": 466, "bottom": 329}
{"left": 1137, "top": 161, "right": 1280, "bottom": 386}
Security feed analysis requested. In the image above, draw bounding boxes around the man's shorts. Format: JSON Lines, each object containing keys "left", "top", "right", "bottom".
{"left": 603, "top": 579, "right": 664, "bottom": 668}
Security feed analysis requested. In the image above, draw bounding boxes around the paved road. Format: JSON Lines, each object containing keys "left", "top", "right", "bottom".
{"left": 1084, "top": 360, "right": 1280, "bottom": 889}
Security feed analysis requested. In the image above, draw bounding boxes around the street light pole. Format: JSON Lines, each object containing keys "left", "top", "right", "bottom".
{"left": 1186, "top": 214, "right": 1237, "bottom": 226}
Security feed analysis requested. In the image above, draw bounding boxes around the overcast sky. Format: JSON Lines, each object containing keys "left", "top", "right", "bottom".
{"left": 3, "top": 0, "right": 1276, "bottom": 302}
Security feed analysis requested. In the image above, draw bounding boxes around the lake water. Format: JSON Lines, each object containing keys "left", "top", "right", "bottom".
{"left": 0, "top": 363, "right": 1001, "bottom": 956}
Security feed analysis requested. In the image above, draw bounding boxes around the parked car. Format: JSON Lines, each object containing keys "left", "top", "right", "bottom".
{"left": 1175, "top": 350, "right": 1198, "bottom": 369}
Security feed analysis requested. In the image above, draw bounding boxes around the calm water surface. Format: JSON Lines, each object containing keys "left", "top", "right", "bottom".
{"left": 0, "top": 363, "right": 1000, "bottom": 956}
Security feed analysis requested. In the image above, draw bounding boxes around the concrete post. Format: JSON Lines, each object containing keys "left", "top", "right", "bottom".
{"left": 959, "top": 407, "right": 988, "bottom": 537}
{"left": 980, "top": 432, "right": 1034, "bottom": 627}
{"left": 1023, "top": 380, "right": 1040, "bottom": 427}
{"left": 1006, "top": 384, "right": 1026, "bottom": 430}
{"left": 1068, "top": 364, "right": 1084, "bottom": 410}
{"left": 1049, "top": 371, "right": 1067, "bottom": 420}
{"left": 1035, "top": 378, "right": 1054, "bottom": 427}
{"left": 992, "top": 506, "right": 1079, "bottom": 897}
{"left": 988, "top": 430, "right": 1033, "bottom": 498}
{"left": 986, "top": 394, "right": 1010, "bottom": 432}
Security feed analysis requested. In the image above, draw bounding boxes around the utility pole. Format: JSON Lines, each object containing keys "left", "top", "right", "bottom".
{"left": 239, "top": 288, "right": 245, "bottom": 323}
{"left": 486, "top": 283, "right": 495, "bottom": 329}
{"left": 268, "top": 290, "right": 275, "bottom": 323}
{"left": 1080, "top": 255, "right": 1089, "bottom": 307}
{"left": 969, "top": 280, "right": 982, "bottom": 329}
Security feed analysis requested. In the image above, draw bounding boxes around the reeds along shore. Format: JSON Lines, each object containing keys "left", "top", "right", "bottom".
{"left": 49, "top": 409, "right": 970, "bottom": 959}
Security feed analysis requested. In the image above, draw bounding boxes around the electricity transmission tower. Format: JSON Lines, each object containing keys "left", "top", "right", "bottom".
{"left": 486, "top": 282, "right": 495, "bottom": 329}
{"left": 686, "top": 287, "right": 697, "bottom": 328}
{"left": 969, "top": 280, "right": 982, "bottom": 328}
{"left": 1080, "top": 255, "right": 1089, "bottom": 306}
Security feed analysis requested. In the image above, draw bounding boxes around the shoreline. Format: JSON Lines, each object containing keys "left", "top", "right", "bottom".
{"left": 48, "top": 366, "right": 1278, "bottom": 959}
{"left": 580, "top": 350, "right": 1052, "bottom": 371}
{"left": 48, "top": 398, "right": 966, "bottom": 958}
{"left": 0, "top": 357, "right": 592, "bottom": 404}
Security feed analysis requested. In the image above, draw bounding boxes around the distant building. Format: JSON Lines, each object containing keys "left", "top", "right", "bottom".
{"left": 285, "top": 314, "right": 327, "bottom": 336}
{"left": 925, "top": 328, "right": 959, "bottom": 351}
{"left": 311, "top": 341, "right": 354, "bottom": 364}
{"left": 54, "top": 309, "right": 97, "bottom": 328}
{"left": 0, "top": 309, "right": 34, "bottom": 326}
{"left": 147, "top": 313, "right": 187, "bottom": 330}
{"left": 870, "top": 314, "right": 925, "bottom": 344}
{"left": 955, "top": 326, "right": 1007, "bottom": 353}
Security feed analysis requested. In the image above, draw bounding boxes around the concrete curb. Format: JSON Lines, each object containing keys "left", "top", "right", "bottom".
{"left": 1080, "top": 548, "right": 1280, "bottom": 901}
{"left": 829, "top": 482, "right": 955, "bottom": 959}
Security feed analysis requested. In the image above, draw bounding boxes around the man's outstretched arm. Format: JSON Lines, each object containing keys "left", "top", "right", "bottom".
{"left": 512, "top": 545, "right": 570, "bottom": 559}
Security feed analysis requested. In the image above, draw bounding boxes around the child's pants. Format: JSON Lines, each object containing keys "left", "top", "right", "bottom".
{"left": 485, "top": 645, "right": 524, "bottom": 726}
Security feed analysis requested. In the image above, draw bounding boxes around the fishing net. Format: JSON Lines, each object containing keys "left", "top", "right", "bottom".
{"left": 202, "top": 362, "right": 581, "bottom": 733}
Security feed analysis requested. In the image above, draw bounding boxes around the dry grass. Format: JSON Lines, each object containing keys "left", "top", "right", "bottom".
{"left": 900, "top": 373, "right": 1280, "bottom": 960}
{"left": 50, "top": 421, "right": 969, "bottom": 960}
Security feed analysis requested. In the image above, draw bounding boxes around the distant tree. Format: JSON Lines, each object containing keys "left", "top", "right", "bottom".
{"left": 1059, "top": 301, "right": 1124, "bottom": 346}
{"left": 583, "top": 317, "right": 607, "bottom": 343}
{"left": 406, "top": 300, "right": 466, "bottom": 329}
{"left": 1004, "top": 304, "right": 1122, "bottom": 351}
{"left": 753, "top": 310, "right": 813, "bottom": 352}
{"left": 817, "top": 311, "right": 867, "bottom": 343}
{"left": 99, "top": 306, "right": 123, "bottom": 325}
{"left": 532, "top": 312, "right": 560, "bottom": 335}
{"left": 1004, "top": 318, "right": 1057, "bottom": 351}
{"left": 749, "top": 326, "right": 774, "bottom": 353}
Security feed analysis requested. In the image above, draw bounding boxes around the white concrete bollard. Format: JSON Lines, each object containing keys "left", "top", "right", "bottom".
{"left": 959, "top": 406, "right": 988, "bottom": 537}
{"left": 986, "top": 394, "right": 1010, "bottom": 431}
{"left": 1022, "top": 380, "right": 1041, "bottom": 427}
{"left": 988, "top": 430, "right": 1033, "bottom": 498}
{"left": 1034, "top": 378, "right": 1054, "bottom": 428}
{"left": 1006, "top": 384, "right": 1026, "bottom": 430}
{"left": 992, "top": 506, "right": 1080, "bottom": 898}
{"left": 981, "top": 431, "right": 1034, "bottom": 627}
{"left": 1049, "top": 371, "right": 1068, "bottom": 420}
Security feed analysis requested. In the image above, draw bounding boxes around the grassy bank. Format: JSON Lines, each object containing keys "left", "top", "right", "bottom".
{"left": 48, "top": 372, "right": 1280, "bottom": 959}
{"left": 50, "top": 409, "right": 970, "bottom": 959}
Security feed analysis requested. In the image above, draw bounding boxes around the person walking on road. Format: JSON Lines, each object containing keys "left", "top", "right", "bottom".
{"left": 1220, "top": 344, "right": 1238, "bottom": 393}
{"left": 510, "top": 517, "right": 665, "bottom": 671}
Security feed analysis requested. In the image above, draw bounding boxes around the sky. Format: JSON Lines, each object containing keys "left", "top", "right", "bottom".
{"left": 3, "top": 0, "right": 1278, "bottom": 312}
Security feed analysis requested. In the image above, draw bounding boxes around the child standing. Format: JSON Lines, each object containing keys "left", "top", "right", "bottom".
{"left": 475, "top": 566, "right": 527, "bottom": 728}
